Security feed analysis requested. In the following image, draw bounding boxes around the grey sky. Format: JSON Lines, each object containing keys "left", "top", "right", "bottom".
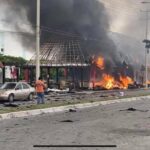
{"left": 101, "top": 0, "right": 149, "bottom": 40}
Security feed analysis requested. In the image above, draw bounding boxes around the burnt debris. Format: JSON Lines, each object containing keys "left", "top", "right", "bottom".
{"left": 120, "top": 107, "right": 148, "bottom": 112}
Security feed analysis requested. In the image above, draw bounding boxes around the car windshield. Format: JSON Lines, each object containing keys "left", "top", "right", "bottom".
{"left": 0, "top": 83, "right": 16, "bottom": 90}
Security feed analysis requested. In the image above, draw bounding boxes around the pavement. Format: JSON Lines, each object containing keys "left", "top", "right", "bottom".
{"left": 1, "top": 97, "right": 150, "bottom": 150}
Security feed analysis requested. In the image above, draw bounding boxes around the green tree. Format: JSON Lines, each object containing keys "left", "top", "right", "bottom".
{"left": 0, "top": 54, "right": 27, "bottom": 66}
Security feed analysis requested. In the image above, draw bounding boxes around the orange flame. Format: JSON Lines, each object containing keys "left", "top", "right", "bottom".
{"left": 92, "top": 74, "right": 134, "bottom": 90}
{"left": 94, "top": 74, "right": 115, "bottom": 89}
{"left": 90, "top": 56, "right": 134, "bottom": 90}
{"left": 120, "top": 76, "right": 133, "bottom": 89}
{"left": 95, "top": 56, "right": 104, "bottom": 70}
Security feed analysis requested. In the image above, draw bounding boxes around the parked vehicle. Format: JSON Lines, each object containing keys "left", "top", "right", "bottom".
{"left": 0, "top": 82, "right": 35, "bottom": 102}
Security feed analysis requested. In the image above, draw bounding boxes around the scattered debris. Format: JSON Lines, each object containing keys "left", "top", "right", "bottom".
{"left": 14, "top": 124, "right": 19, "bottom": 126}
{"left": 100, "top": 95, "right": 108, "bottom": 97}
{"left": 3, "top": 103, "right": 19, "bottom": 107}
{"left": 5, "top": 128, "right": 10, "bottom": 131}
{"left": 60, "top": 120, "right": 73, "bottom": 122}
{"left": 127, "top": 108, "right": 136, "bottom": 111}
{"left": 110, "top": 94, "right": 116, "bottom": 96}
{"left": 54, "top": 99, "right": 59, "bottom": 102}
{"left": 69, "top": 109, "right": 77, "bottom": 112}
{"left": 120, "top": 107, "right": 148, "bottom": 112}
{"left": 68, "top": 91, "right": 76, "bottom": 94}
{"left": 47, "top": 88, "right": 69, "bottom": 93}
{"left": 26, "top": 105, "right": 32, "bottom": 108}
{"left": 67, "top": 102, "right": 71, "bottom": 105}
{"left": 119, "top": 92, "right": 124, "bottom": 96}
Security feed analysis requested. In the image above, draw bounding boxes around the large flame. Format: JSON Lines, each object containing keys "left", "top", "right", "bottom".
{"left": 90, "top": 56, "right": 134, "bottom": 89}
{"left": 120, "top": 76, "right": 133, "bottom": 89}
{"left": 93, "top": 74, "right": 133, "bottom": 89}
{"left": 94, "top": 74, "right": 115, "bottom": 89}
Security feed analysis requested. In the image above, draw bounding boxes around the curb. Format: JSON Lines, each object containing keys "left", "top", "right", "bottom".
{"left": 0, "top": 95, "right": 150, "bottom": 120}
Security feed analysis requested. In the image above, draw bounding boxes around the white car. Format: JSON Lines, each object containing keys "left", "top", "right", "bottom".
{"left": 0, "top": 82, "right": 35, "bottom": 102}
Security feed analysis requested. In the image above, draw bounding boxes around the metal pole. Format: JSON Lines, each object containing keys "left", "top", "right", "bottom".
{"left": 145, "top": 11, "right": 148, "bottom": 88}
{"left": 141, "top": 1, "right": 150, "bottom": 88}
{"left": 36, "top": 0, "right": 40, "bottom": 80}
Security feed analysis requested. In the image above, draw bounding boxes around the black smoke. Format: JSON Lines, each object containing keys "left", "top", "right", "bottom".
{"left": 2, "top": 0, "right": 123, "bottom": 69}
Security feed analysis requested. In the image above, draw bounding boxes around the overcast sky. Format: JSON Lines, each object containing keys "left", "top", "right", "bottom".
{"left": 101, "top": 0, "right": 148, "bottom": 40}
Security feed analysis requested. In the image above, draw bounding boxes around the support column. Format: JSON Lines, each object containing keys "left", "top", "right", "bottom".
{"left": 40, "top": 67, "right": 43, "bottom": 78}
{"left": 56, "top": 67, "right": 59, "bottom": 88}
{"left": 2, "top": 66, "right": 5, "bottom": 84}
{"left": 73, "top": 67, "right": 75, "bottom": 89}
{"left": 16, "top": 67, "right": 19, "bottom": 82}
{"left": 30, "top": 67, "right": 34, "bottom": 85}
{"left": 81, "top": 67, "right": 83, "bottom": 88}
{"left": 47, "top": 67, "right": 50, "bottom": 88}
{"left": 24, "top": 67, "right": 29, "bottom": 82}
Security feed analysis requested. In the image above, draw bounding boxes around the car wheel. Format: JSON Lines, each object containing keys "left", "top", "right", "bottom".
{"left": 28, "top": 93, "right": 34, "bottom": 101}
{"left": 8, "top": 94, "right": 14, "bottom": 103}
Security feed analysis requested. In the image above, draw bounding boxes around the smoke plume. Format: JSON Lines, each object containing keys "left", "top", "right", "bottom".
{"left": 2, "top": 0, "right": 124, "bottom": 69}
{"left": 0, "top": 0, "right": 34, "bottom": 58}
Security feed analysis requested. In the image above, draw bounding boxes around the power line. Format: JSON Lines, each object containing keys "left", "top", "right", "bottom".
{"left": 0, "top": 27, "right": 142, "bottom": 42}
{"left": 41, "top": 27, "right": 80, "bottom": 38}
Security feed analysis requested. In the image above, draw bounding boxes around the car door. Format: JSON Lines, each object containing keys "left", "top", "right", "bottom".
{"left": 22, "top": 83, "right": 30, "bottom": 99}
{"left": 14, "top": 83, "right": 23, "bottom": 100}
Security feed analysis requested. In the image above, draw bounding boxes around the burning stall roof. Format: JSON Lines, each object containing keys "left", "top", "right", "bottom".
{"left": 27, "top": 37, "right": 89, "bottom": 67}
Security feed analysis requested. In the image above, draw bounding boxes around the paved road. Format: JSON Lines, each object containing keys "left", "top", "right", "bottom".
{"left": 1, "top": 98, "right": 150, "bottom": 150}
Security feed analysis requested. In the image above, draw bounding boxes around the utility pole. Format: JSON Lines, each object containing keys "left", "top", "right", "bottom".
{"left": 36, "top": 0, "right": 40, "bottom": 80}
{"left": 0, "top": 32, "right": 4, "bottom": 55}
{"left": 141, "top": 7, "right": 150, "bottom": 88}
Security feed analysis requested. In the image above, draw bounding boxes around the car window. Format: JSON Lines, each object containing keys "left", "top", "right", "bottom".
{"left": 1, "top": 83, "right": 16, "bottom": 89}
{"left": 22, "top": 83, "right": 30, "bottom": 89}
{"left": 16, "top": 84, "right": 22, "bottom": 90}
